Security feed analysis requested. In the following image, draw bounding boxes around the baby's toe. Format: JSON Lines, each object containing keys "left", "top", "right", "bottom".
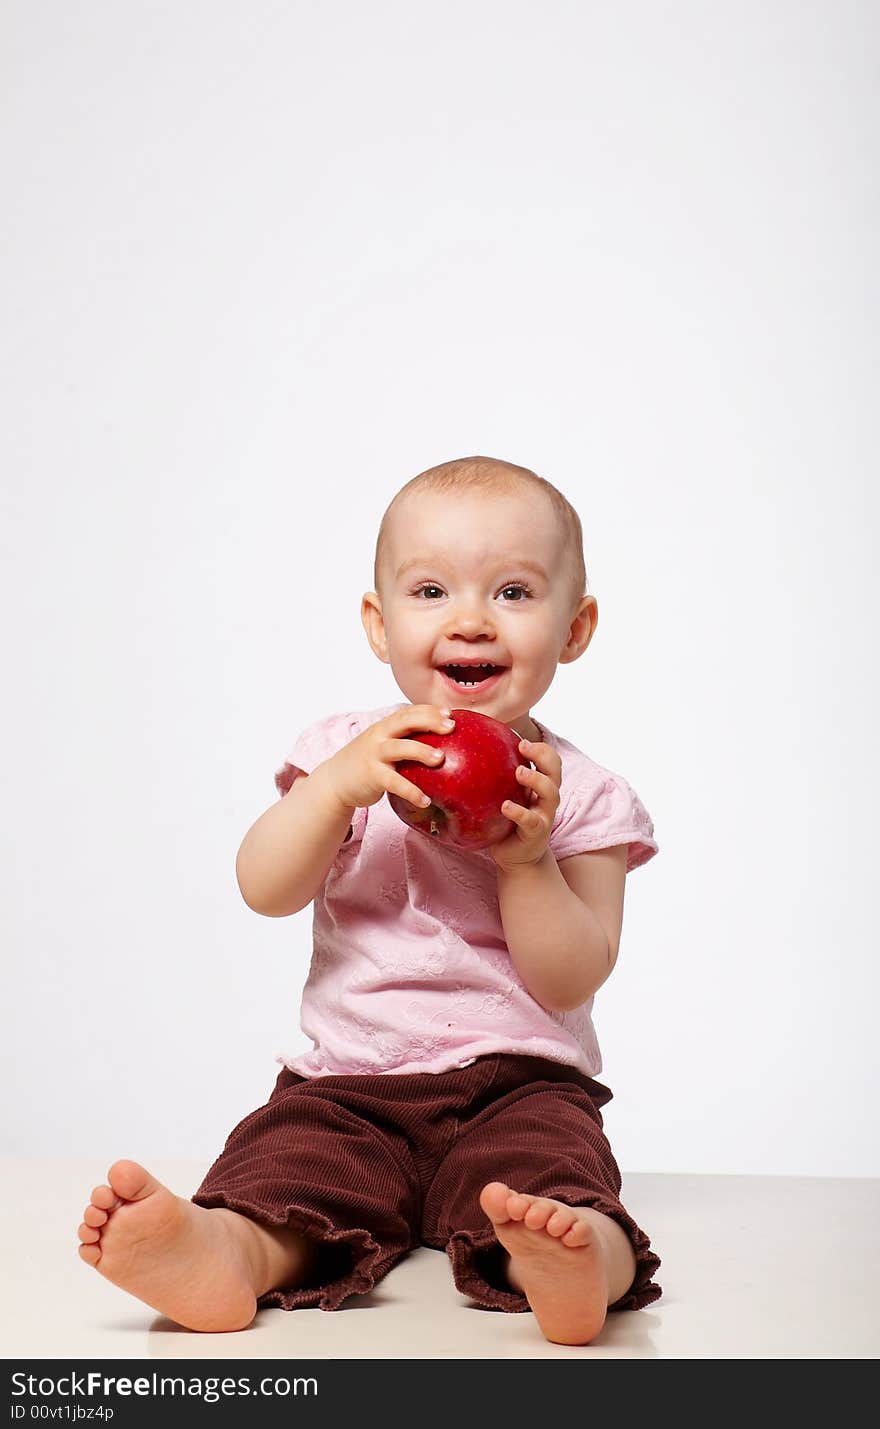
{"left": 546, "top": 1206, "right": 577, "bottom": 1237}
{"left": 562, "top": 1218, "right": 592, "bottom": 1247}
{"left": 78, "top": 1243, "right": 101, "bottom": 1266}
{"left": 523, "top": 1198, "right": 557, "bottom": 1230}
{"left": 505, "top": 1192, "right": 534, "bottom": 1220}
{"left": 90, "top": 1185, "right": 117, "bottom": 1211}
{"left": 479, "top": 1182, "right": 514, "bottom": 1223}
{"left": 83, "top": 1204, "right": 108, "bottom": 1228}
{"left": 78, "top": 1222, "right": 100, "bottom": 1244}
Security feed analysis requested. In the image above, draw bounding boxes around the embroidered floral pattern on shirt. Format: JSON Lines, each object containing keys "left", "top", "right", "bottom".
{"left": 272, "top": 704, "right": 658, "bottom": 1078}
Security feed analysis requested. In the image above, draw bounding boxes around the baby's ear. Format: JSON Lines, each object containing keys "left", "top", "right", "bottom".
{"left": 361, "top": 591, "right": 391, "bottom": 663}
{"left": 560, "top": 595, "right": 598, "bottom": 664}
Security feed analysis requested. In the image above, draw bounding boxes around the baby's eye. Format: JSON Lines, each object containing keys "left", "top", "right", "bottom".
{"left": 411, "top": 581, "right": 533, "bottom": 601}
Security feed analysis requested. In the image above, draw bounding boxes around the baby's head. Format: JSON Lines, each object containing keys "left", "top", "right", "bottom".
{"left": 361, "top": 455, "right": 598, "bottom": 733}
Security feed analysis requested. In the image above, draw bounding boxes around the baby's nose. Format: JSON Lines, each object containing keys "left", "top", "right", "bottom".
{"left": 445, "top": 607, "right": 495, "bottom": 637}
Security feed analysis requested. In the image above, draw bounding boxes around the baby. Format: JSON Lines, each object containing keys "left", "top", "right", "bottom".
{"left": 77, "top": 454, "right": 662, "bottom": 1346}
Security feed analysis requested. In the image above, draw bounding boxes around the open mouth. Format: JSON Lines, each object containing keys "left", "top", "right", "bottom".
{"left": 438, "top": 663, "right": 507, "bottom": 689}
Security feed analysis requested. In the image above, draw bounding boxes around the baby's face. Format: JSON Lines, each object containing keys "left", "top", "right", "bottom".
{"left": 362, "top": 488, "right": 597, "bottom": 727}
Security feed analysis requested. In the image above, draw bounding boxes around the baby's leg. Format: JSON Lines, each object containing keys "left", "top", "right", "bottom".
{"left": 189, "top": 1070, "right": 420, "bottom": 1314}
{"left": 421, "top": 1063, "right": 662, "bottom": 1346}
{"left": 77, "top": 1160, "right": 317, "bottom": 1332}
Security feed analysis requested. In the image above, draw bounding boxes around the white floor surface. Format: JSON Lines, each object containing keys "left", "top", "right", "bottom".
{"left": 4, "top": 1161, "right": 878, "bottom": 1359}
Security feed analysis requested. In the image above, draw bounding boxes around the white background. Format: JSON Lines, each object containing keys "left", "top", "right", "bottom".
{"left": 3, "top": 0, "right": 877, "bottom": 1176}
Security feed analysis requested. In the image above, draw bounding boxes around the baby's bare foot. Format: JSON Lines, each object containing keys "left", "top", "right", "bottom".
{"left": 480, "top": 1181, "right": 627, "bottom": 1345}
{"left": 77, "top": 1160, "right": 260, "bottom": 1332}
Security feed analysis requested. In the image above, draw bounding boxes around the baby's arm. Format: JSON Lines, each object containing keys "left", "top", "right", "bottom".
{"left": 494, "top": 738, "right": 624, "bottom": 1011}
{"left": 498, "top": 849, "right": 625, "bottom": 1010}
{"left": 236, "top": 704, "right": 452, "bottom": 917}
{"left": 235, "top": 763, "right": 355, "bottom": 917}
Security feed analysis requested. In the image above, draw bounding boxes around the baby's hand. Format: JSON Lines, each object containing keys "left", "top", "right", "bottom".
{"left": 491, "top": 738, "right": 562, "bottom": 871}
{"left": 323, "top": 705, "right": 455, "bottom": 812}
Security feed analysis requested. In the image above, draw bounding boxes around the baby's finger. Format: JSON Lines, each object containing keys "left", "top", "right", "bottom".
{"left": 393, "top": 705, "right": 456, "bottom": 735}
{"left": 518, "top": 739, "right": 561, "bottom": 782}
{"left": 387, "top": 738, "right": 446, "bottom": 766}
{"left": 515, "top": 765, "right": 557, "bottom": 802}
{"left": 503, "top": 800, "right": 546, "bottom": 833}
{"left": 389, "top": 772, "right": 433, "bottom": 810}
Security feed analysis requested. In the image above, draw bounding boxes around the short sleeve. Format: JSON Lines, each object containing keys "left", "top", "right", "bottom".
{"left": 550, "top": 761, "right": 659, "bottom": 874}
{"left": 273, "top": 710, "right": 363, "bottom": 799}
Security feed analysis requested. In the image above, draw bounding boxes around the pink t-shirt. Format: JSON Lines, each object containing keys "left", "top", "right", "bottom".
{"left": 273, "top": 703, "right": 658, "bottom": 1079}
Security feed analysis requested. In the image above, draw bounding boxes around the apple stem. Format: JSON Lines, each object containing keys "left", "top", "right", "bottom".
{"left": 430, "top": 818, "right": 439, "bottom": 837}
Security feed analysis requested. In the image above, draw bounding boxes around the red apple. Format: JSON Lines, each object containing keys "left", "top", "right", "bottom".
{"left": 387, "top": 708, "right": 533, "bottom": 851}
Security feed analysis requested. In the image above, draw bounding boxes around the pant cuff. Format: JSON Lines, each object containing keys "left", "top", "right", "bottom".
{"left": 191, "top": 1189, "right": 388, "bottom": 1312}
{"left": 581, "top": 1195, "right": 663, "bottom": 1311}
{"left": 447, "top": 1226, "right": 531, "bottom": 1311}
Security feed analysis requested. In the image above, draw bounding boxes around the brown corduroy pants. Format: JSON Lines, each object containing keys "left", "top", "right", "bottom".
{"left": 192, "top": 1052, "right": 662, "bottom": 1314}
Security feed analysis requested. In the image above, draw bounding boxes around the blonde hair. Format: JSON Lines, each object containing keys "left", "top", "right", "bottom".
{"left": 373, "top": 455, "right": 588, "bottom": 610}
